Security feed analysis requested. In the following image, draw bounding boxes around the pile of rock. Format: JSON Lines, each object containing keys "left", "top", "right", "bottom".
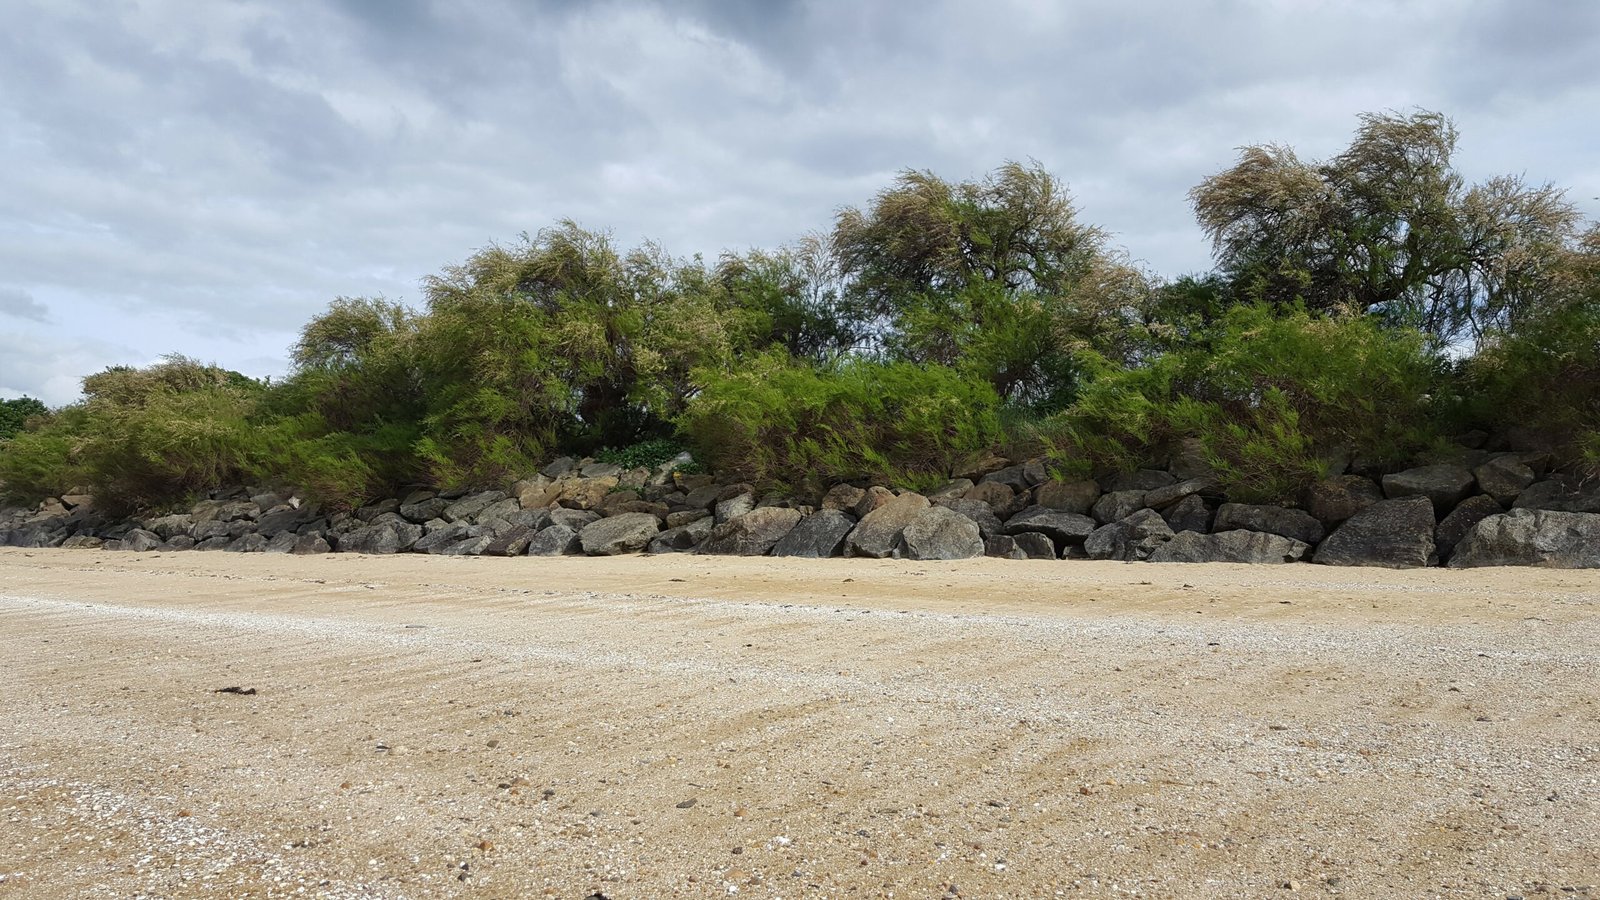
{"left": 3, "top": 447, "right": 1598, "bottom": 568}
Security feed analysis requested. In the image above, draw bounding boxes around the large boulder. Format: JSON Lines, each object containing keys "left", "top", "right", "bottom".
{"left": 146, "top": 514, "right": 194, "bottom": 541}
{"left": 399, "top": 495, "right": 450, "bottom": 523}
{"left": 548, "top": 508, "right": 601, "bottom": 531}
{"left": 1302, "top": 476, "right": 1384, "bottom": 527}
{"left": 647, "top": 516, "right": 715, "bottom": 554}
{"left": 1473, "top": 455, "right": 1536, "bottom": 505}
{"left": 1512, "top": 476, "right": 1600, "bottom": 514}
{"left": 526, "top": 524, "right": 582, "bottom": 556}
{"left": 1448, "top": 509, "right": 1600, "bottom": 568}
{"left": 291, "top": 535, "right": 331, "bottom": 555}
{"left": 340, "top": 524, "right": 403, "bottom": 555}
{"left": 714, "top": 492, "right": 756, "bottom": 524}
{"left": 1162, "top": 495, "right": 1211, "bottom": 534}
{"left": 579, "top": 512, "right": 662, "bottom": 556}
{"left": 413, "top": 523, "right": 470, "bottom": 554}
{"left": 1002, "top": 506, "right": 1096, "bottom": 550}
{"left": 925, "top": 479, "right": 973, "bottom": 503}
{"left": 557, "top": 477, "right": 617, "bottom": 511}
{"left": 1381, "top": 465, "right": 1475, "bottom": 516}
{"left": 225, "top": 533, "right": 269, "bottom": 553}
{"left": 938, "top": 498, "right": 1003, "bottom": 540}
{"left": 120, "top": 528, "right": 161, "bottom": 553}
{"left": 853, "top": 486, "right": 896, "bottom": 518}
{"left": 820, "top": 484, "right": 866, "bottom": 513}
{"left": 254, "top": 506, "right": 308, "bottom": 537}
{"left": 1034, "top": 479, "right": 1101, "bottom": 515}
{"left": 698, "top": 507, "right": 803, "bottom": 556}
{"left": 483, "top": 525, "right": 537, "bottom": 557}
{"left": 1313, "top": 496, "right": 1436, "bottom": 568}
{"left": 1212, "top": 503, "right": 1324, "bottom": 545}
{"left": 979, "top": 464, "right": 1030, "bottom": 492}
{"left": 1009, "top": 531, "right": 1058, "bottom": 560}
{"left": 1433, "top": 494, "right": 1505, "bottom": 562}
{"left": 1143, "top": 478, "right": 1213, "bottom": 510}
{"left": 895, "top": 506, "right": 983, "bottom": 560}
{"left": 1091, "top": 490, "right": 1147, "bottom": 525}
{"left": 443, "top": 490, "right": 507, "bottom": 522}
{"left": 845, "top": 493, "right": 930, "bottom": 558}
{"left": 772, "top": 510, "right": 855, "bottom": 558}
{"left": 1148, "top": 529, "right": 1311, "bottom": 564}
{"left": 964, "top": 481, "right": 1021, "bottom": 518}
{"left": 1083, "top": 509, "right": 1173, "bottom": 561}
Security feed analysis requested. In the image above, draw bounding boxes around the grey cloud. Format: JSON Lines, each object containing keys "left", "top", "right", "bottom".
{"left": 0, "top": 288, "right": 49, "bottom": 323}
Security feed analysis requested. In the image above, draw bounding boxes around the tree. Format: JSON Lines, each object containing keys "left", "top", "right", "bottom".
{"left": 0, "top": 396, "right": 47, "bottom": 441}
{"left": 1191, "top": 110, "right": 1584, "bottom": 344}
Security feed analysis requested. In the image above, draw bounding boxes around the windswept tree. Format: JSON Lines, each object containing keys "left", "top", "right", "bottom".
{"left": 1191, "top": 110, "right": 1584, "bottom": 344}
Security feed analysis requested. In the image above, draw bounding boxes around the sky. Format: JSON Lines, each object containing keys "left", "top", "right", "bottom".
{"left": 2, "top": 0, "right": 1597, "bottom": 405}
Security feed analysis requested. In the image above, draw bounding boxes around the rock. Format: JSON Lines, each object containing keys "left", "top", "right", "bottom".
{"left": 292, "top": 535, "right": 331, "bottom": 555}
{"left": 1022, "top": 458, "right": 1050, "bottom": 487}
{"left": 59, "top": 493, "right": 93, "bottom": 510}
{"left": 845, "top": 493, "right": 930, "bottom": 558}
{"left": 772, "top": 510, "right": 855, "bottom": 558}
{"left": 1168, "top": 437, "right": 1215, "bottom": 480}
{"left": 254, "top": 506, "right": 306, "bottom": 537}
{"left": 965, "top": 481, "right": 1022, "bottom": 518}
{"left": 399, "top": 495, "right": 450, "bottom": 523}
{"left": 121, "top": 528, "right": 161, "bottom": 552}
{"left": 474, "top": 497, "right": 521, "bottom": 523}
{"left": 557, "top": 477, "right": 617, "bottom": 510}
{"left": 439, "top": 534, "right": 494, "bottom": 556}
{"left": 483, "top": 525, "right": 537, "bottom": 557}
{"left": 580, "top": 461, "right": 623, "bottom": 479}
{"left": 1104, "top": 469, "right": 1177, "bottom": 492}
{"left": 714, "top": 492, "right": 756, "bottom": 524}
{"left": 665, "top": 509, "right": 711, "bottom": 529}
{"left": 413, "top": 523, "right": 471, "bottom": 554}
{"left": 354, "top": 498, "right": 400, "bottom": 521}
{"left": 1002, "top": 506, "right": 1096, "bottom": 549}
{"left": 1084, "top": 509, "right": 1173, "bottom": 561}
{"left": 698, "top": 507, "right": 803, "bottom": 556}
{"left": 1512, "top": 476, "right": 1600, "bottom": 513}
{"left": 648, "top": 516, "right": 715, "bottom": 553}
{"left": 147, "top": 514, "right": 194, "bottom": 541}
{"left": 683, "top": 484, "right": 724, "bottom": 510}
{"left": 983, "top": 534, "right": 1024, "bottom": 559}
{"left": 820, "top": 484, "right": 867, "bottom": 512}
{"left": 369, "top": 514, "right": 425, "bottom": 550}
{"left": 548, "top": 508, "right": 601, "bottom": 531}
{"left": 263, "top": 532, "right": 298, "bottom": 553}
{"left": 1434, "top": 494, "right": 1505, "bottom": 562}
{"left": 195, "top": 536, "right": 231, "bottom": 551}
{"left": 938, "top": 498, "right": 1003, "bottom": 540}
{"left": 1010, "top": 531, "right": 1058, "bottom": 560}
{"left": 226, "top": 533, "right": 270, "bottom": 553}
{"left": 1163, "top": 495, "right": 1211, "bottom": 533}
{"left": 160, "top": 535, "right": 196, "bottom": 551}
{"left": 925, "top": 479, "right": 973, "bottom": 503}
{"left": 1213, "top": 503, "right": 1325, "bottom": 545}
{"left": 1313, "top": 496, "right": 1436, "bottom": 568}
{"left": 895, "top": 506, "right": 983, "bottom": 560}
{"left": 979, "top": 464, "right": 1030, "bottom": 492}
{"left": 1091, "top": 490, "right": 1147, "bottom": 525}
{"left": 579, "top": 512, "right": 662, "bottom": 556}
{"left": 442, "top": 491, "right": 506, "bottom": 522}
{"left": 1473, "top": 455, "right": 1536, "bottom": 504}
{"left": 853, "top": 485, "right": 896, "bottom": 518}
{"left": 1033, "top": 479, "right": 1100, "bottom": 515}
{"left": 61, "top": 535, "right": 104, "bottom": 550}
{"left": 1302, "top": 475, "right": 1384, "bottom": 526}
{"left": 215, "top": 500, "right": 259, "bottom": 523}
{"left": 1148, "top": 530, "right": 1311, "bottom": 563}
{"left": 1449, "top": 509, "right": 1600, "bottom": 568}
{"left": 541, "top": 456, "right": 577, "bottom": 478}
{"left": 604, "top": 499, "right": 671, "bottom": 519}
{"left": 1381, "top": 465, "right": 1475, "bottom": 516}
{"left": 526, "top": 524, "right": 582, "bottom": 556}
{"left": 1143, "top": 478, "right": 1213, "bottom": 510}
{"left": 341, "top": 525, "right": 402, "bottom": 555}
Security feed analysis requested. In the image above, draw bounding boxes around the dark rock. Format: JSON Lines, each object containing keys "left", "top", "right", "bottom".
{"left": 548, "top": 508, "right": 601, "bottom": 531}
{"left": 1449, "top": 508, "right": 1600, "bottom": 568}
{"left": 541, "top": 456, "right": 577, "bottom": 478}
{"left": 147, "top": 514, "right": 194, "bottom": 541}
{"left": 1213, "top": 503, "right": 1325, "bottom": 545}
{"left": 399, "top": 496, "right": 450, "bottom": 523}
{"left": 938, "top": 498, "right": 1003, "bottom": 540}
{"left": 413, "top": 523, "right": 471, "bottom": 554}
{"left": 965, "top": 481, "right": 1021, "bottom": 518}
{"left": 194, "top": 536, "right": 231, "bottom": 551}
{"left": 683, "top": 484, "right": 724, "bottom": 510}
{"left": 445, "top": 491, "right": 508, "bottom": 522}
{"left": 1022, "top": 458, "right": 1050, "bottom": 487}
{"left": 772, "top": 510, "right": 855, "bottom": 558}
{"left": 121, "top": 528, "right": 161, "bottom": 552}
{"left": 1084, "top": 509, "right": 1173, "bottom": 561}
{"left": 439, "top": 534, "right": 494, "bottom": 556}
{"left": 665, "top": 508, "right": 711, "bottom": 529}
{"left": 160, "top": 535, "right": 196, "bottom": 551}
{"left": 698, "top": 507, "right": 803, "bottom": 556}
{"left": 1163, "top": 495, "right": 1211, "bottom": 533}
{"left": 604, "top": 499, "right": 672, "bottom": 519}
{"left": 648, "top": 516, "right": 715, "bottom": 553}
{"left": 341, "top": 525, "right": 402, "bottom": 555}
{"left": 1143, "top": 478, "right": 1214, "bottom": 510}
{"left": 225, "top": 533, "right": 269, "bottom": 553}
{"left": 1303, "top": 475, "right": 1384, "bottom": 526}
{"left": 1512, "top": 476, "right": 1600, "bottom": 513}
{"left": 820, "top": 483, "right": 867, "bottom": 512}
{"left": 369, "top": 513, "right": 424, "bottom": 550}
{"left": 925, "top": 479, "right": 973, "bottom": 503}
{"left": 853, "top": 485, "right": 896, "bottom": 518}
{"left": 895, "top": 506, "right": 983, "bottom": 560}
{"left": 263, "top": 532, "right": 298, "bottom": 553}
{"left": 292, "top": 535, "right": 331, "bottom": 555}
{"left": 714, "top": 492, "right": 755, "bottom": 524}
{"left": 579, "top": 512, "right": 662, "bottom": 555}
{"left": 1381, "top": 465, "right": 1475, "bottom": 516}
{"left": 1033, "top": 479, "right": 1100, "bottom": 515}
{"left": 1313, "top": 496, "right": 1436, "bottom": 568}
{"left": 61, "top": 535, "right": 104, "bottom": 550}
{"left": 845, "top": 493, "right": 930, "bottom": 558}
{"left": 254, "top": 506, "right": 307, "bottom": 537}
{"left": 979, "top": 464, "right": 1030, "bottom": 492}
{"left": 1434, "top": 494, "right": 1505, "bottom": 562}
{"left": 475, "top": 497, "right": 522, "bottom": 523}
{"left": 1148, "top": 530, "right": 1310, "bottom": 564}
{"left": 215, "top": 500, "right": 259, "bottom": 523}
{"left": 1473, "top": 454, "right": 1536, "bottom": 504}
{"left": 580, "top": 461, "right": 622, "bottom": 479}
{"left": 526, "top": 524, "right": 582, "bottom": 556}
{"left": 1091, "top": 490, "right": 1147, "bottom": 525}
{"left": 1104, "top": 469, "right": 1177, "bottom": 492}
{"left": 983, "top": 534, "right": 1023, "bottom": 559}
{"left": 354, "top": 498, "right": 400, "bottom": 521}
{"left": 1002, "top": 506, "right": 1096, "bottom": 548}
{"left": 483, "top": 525, "right": 536, "bottom": 557}
{"left": 1010, "top": 531, "right": 1058, "bottom": 560}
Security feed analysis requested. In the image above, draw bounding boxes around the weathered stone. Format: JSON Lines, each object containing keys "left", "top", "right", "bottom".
{"left": 1163, "top": 495, "right": 1211, "bottom": 534}
{"left": 579, "top": 512, "right": 662, "bottom": 556}
{"left": 1148, "top": 529, "right": 1311, "bottom": 564}
{"left": 341, "top": 524, "right": 403, "bottom": 555}
{"left": 1381, "top": 465, "right": 1475, "bottom": 516}
{"left": 1083, "top": 509, "right": 1173, "bottom": 561}
{"left": 1002, "top": 506, "right": 1096, "bottom": 548}
{"left": 263, "top": 532, "right": 298, "bottom": 553}
{"left": 147, "top": 514, "right": 194, "bottom": 541}
{"left": 1105, "top": 469, "right": 1177, "bottom": 492}
{"left": 1168, "top": 437, "right": 1214, "bottom": 481}
{"left": 548, "top": 508, "right": 601, "bottom": 531}
{"left": 1143, "top": 478, "right": 1213, "bottom": 510}
{"left": 525, "top": 524, "right": 582, "bottom": 556}
{"left": 1473, "top": 455, "right": 1536, "bottom": 504}
{"left": 1314, "top": 496, "right": 1436, "bottom": 568}
{"left": 1449, "top": 508, "right": 1600, "bottom": 568}
{"left": 925, "top": 479, "right": 973, "bottom": 503}
{"left": 483, "top": 525, "right": 536, "bottom": 557}
{"left": 541, "top": 456, "right": 577, "bottom": 478}
{"left": 399, "top": 496, "right": 450, "bottom": 523}
{"left": 61, "top": 535, "right": 104, "bottom": 550}
{"left": 1303, "top": 475, "right": 1384, "bottom": 526}
{"left": 1033, "top": 479, "right": 1100, "bottom": 515}
{"left": 853, "top": 485, "right": 896, "bottom": 518}
{"left": 369, "top": 513, "right": 424, "bottom": 550}
{"left": 160, "top": 535, "right": 196, "bottom": 551}
{"left": 1009, "top": 531, "right": 1058, "bottom": 560}
{"left": 413, "top": 523, "right": 471, "bottom": 554}
{"left": 121, "top": 528, "right": 161, "bottom": 552}
{"left": 714, "top": 492, "right": 756, "bottom": 524}
{"left": 965, "top": 481, "right": 1022, "bottom": 518}
{"left": 580, "top": 461, "right": 623, "bottom": 479}
{"left": 647, "top": 516, "right": 715, "bottom": 553}
{"left": 1512, "top": 476, "right": 1600, "bottom": 513}
{"left": 1022, "top": 458, "right": 1050, "bottom": 487}
{"left": 441, "top": 491, "right": 504, "bottom": 522}
{"left": 698, "top": 507, "right": 803, "bottom": 556}
{"left": 1433, "top": 494, "right": 1504, "bottom": 562}
{"left": 665, "top": 508, "right": 711, "bottom": 529}
{"left": 291, "top": 535, "right": 331, "bottom": 555}
{"left": 226, "top": 533, "right": 269, "bottom": 553}
{"left": 1091, "top": 490, "right": 1147, "bottom": 525}
{"left": 845, "top": 493, "right": 930, "bottom": 559}
{"left": 895, "top": 506, "right": 983, "bottom": 560}
{"left": 820, "top": 483, "right": 867, "bottom": 512}
{"left": 215, "top": 500, "right": 259, "bottom": 523}
{"left": 979, "top": 464, "right": 1030, "bottom": 492}
{"left": 683, "top": 484, "right": 724, "bottom": 510}
{"left": 507, "top": 508, "right": 552, "bottom": 531}
{"left": 557, "top": 478, "right": 617, "bottom": 511}
{"left": 1213, "top": 503, "right": 1325, "bottom": 545}
{"left": 439, "top": 534, "right": 494, "bottom": 556}
{"left": 938, "top": 498, "right": 1003, "bottom": 540}
{"left": 354, "top": 498, "right": 400, "bottom": 521}
{"left": 194, "top": 536, "right": 231, "bottom": 551}
{"left": 983, "top": 534, "right": 1023, "bottom": 559}
{"left": 254, "top": 506, "right": 306, "bottom": 537}
{"left": 772, "top": 510, "right": 855, "bottom": 558}
{"left": 603, "top": 499, "right": 671, "bottom": 519}
{"left": 473, "top": 497, "right": 521, "bottom": 524}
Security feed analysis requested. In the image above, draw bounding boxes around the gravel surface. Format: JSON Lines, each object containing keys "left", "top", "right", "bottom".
{"left": 1, "top": 548, "right": 1597, "bottom": 898}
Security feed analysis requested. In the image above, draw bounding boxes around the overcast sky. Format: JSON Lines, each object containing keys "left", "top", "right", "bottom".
{"left": 2, "top": 0, "right": 1597, "bottom": 405}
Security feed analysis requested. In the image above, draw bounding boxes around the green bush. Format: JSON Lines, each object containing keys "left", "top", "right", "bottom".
{"left": 0, "top": 407, "right": 88, "bottom": 503}
{"left": 0, "top": 396, "right": 47, "bottom": 441}
{"left": 680, "top": 352, "right": 1003, "bottom": 494}
{"left": 595, "top": 438, "right": 688, "bottom": 471}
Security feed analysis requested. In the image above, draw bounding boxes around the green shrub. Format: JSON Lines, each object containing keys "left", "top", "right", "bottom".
{"left": 0, "top": 396, "right": 47, "bottom": 441}
{"left": 680, "top": 352, "right": 1003, "bottom": 494}
{"left": 595, "top": 438, "right": 688, "bottom": 471}
{"left": 0, "top": 407, "right": 88, "bottom": 503}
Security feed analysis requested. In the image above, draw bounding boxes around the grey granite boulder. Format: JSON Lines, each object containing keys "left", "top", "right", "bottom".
{"left": 1009, "top": 531, "right": 1058, "bottom": 560}
{"left": 1033, "top": 479, "right": 1100, "bottom": 515}
{"left": 1212, "top": 503, "right": 1324, "bottom": 545}
{"left": 526, "top": 524, "right": 582, "bottom": 556}
{"left": 1381, "top": 465, "right": 1475, "bottom": 516}
{"left": 698, "top": 507, "right": 802, "bottom": 556}
{"left": 845, "top": 493, "right": 930, "bottom": 559}
{"left": 1448, "top": 509, "right": 1600, "bottom": 568}
{"left": 1002, "top": 506, "right": 1096, "bottom": 548}
{"left": 648, "top": 516, "right": 715, "bottom": 553}
{"left": 895, "top": 506, "right": 983, "bottom": 560}
{"left": 579, "top": 512, "right": 662, "bottom": 556}
{"left": 1473, "top": 454, "right": 1536, "bottom": 504}
{"left": 1163, "top": 495, "right": 1211, "bottom": 534}
{"left": 1313, "top": 496, "right": 1436, "bottom": 568}
{"left": 1148, "top": 529, "right": 1310, "bottom": 564}
{"left": 772, "top": 510, "right": 855, "bottom": 558}
{"left": 938, "top": 498, "right": 1003, "bottom": 540}
{"left": 1433, "top": 494, "right": 1504, "bottom": 562}
{"left": 1302, "top": 476, "right": 1383, "bottom": 526}
{"left": 1091, "top": 490, "right": 1147, "bottom": 525}
{"left": 1084, "top": 509, "right": 1173, "bottom": 561}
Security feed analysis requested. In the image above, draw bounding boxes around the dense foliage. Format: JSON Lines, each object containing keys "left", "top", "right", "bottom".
{"left": 3, "top": 110, "right": 1597, "bottom": 510}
